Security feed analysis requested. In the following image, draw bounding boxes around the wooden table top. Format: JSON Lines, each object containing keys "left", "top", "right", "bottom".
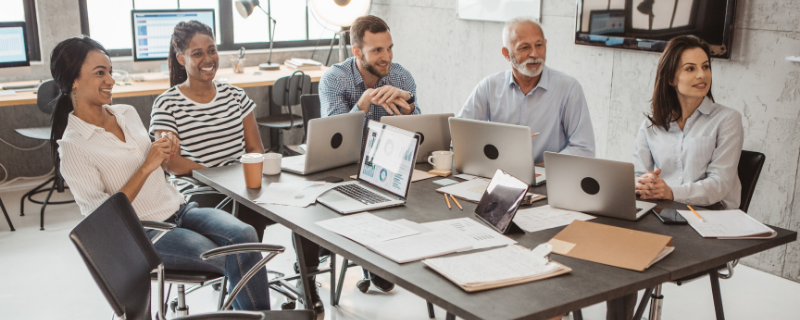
{"left": 0, "top": 65, "right": 328, "bottom": 107}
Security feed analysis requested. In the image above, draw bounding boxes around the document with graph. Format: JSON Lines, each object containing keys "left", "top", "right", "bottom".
{"left": 421, "top": 218, "right": 517, "bottom": 251}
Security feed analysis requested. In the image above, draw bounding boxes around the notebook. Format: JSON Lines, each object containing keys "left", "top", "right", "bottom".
{"left": 676, "top": 209, "right": 777, "bottom": 239}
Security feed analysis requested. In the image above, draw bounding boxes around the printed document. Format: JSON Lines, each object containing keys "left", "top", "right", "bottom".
{"left": 254, "top": 181, "right": 337, "bottom": 208}
{"left": 512, "top": 205, "right": 596, "bottom": 233}
{"left": 366, "top": 231, "right": 472, "bottom": 263}
{"left": 436, "top": 179, "right": 489, "bottom": 203}
{"left": 316, "top": 212, "right": 420, "bottom": 245}
{"left": 677, "top": 209, "right": 777, "bottom": 239}
{"left": 422, "top": 218, "right": 516, "bottom": 251}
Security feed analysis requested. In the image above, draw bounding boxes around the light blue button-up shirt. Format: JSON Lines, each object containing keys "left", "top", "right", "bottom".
{"left": 632, "top": 97, "right": 744, "bottom": 209}
{"left": 457, "top": 66, "right": 595, "bottom": 164}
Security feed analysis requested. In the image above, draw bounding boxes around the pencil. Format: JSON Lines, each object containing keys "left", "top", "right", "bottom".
{"left": 687, "top": 205, "right": 704, "bottom": 222}
{"left": 531, "top": 132, "right": 540, "bottom": 137}
{"left": 445, "top": 193, "right": 451, "bottom": 210}
{"left": 450, "top": 194, "right": 462, "bottom": 210}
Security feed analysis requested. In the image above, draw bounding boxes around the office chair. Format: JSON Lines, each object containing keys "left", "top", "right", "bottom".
{"left": 69, "top": 192, "right": 315, "bottom": 320}
{"left": 15, "top": 79, "right": 75, "bottom": 230}
{"left": 299, "top": 94, "right": 321, "bottom": 144}
{"left": 258, "top": 72, "right": 311, "bottom": 156}
{"left": 1, "top": 197, "right": 14, "bottom": 231}
{"left": 645, "top": 150, "right": 766, "bottom": 320}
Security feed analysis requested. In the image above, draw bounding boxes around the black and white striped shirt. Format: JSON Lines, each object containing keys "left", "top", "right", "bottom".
{"left": 150, "top": 82, "right": 256, "bottom": 168}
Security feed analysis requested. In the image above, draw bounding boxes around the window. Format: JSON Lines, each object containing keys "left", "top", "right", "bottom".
{"left": 0, "top": 0, "right": 40, "bottom": 61}
{"left": 79, "top": 0, "right": 338, "bottom": 57}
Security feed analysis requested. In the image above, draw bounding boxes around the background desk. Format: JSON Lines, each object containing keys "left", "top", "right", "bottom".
{"left": 194, "top": 163, "right": 797, "bottom": 320}
{"left": 0, "top": 66, "right": 327, "bottom": 182}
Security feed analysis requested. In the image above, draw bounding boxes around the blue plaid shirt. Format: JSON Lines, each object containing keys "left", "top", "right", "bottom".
{"left": 319, "top": 57, "right": 421, "bottom": 122}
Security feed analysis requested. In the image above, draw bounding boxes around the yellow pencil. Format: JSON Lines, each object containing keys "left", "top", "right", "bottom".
{"left": 444, "top": 193, "right": 451, "bottom": 210}
{"left": 687, "top": 205, "right": 704, "bottom": 222}
{"left": 450, "top": 194, "right": 463, "bottom": 210}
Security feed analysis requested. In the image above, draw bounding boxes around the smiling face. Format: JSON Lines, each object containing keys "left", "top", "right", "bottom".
{"left": 72, "top": 50, "right": 115, "bottom": 106}
{"left": 177, "top": 33, "right": 218, "bottom": 83}
{"left": 673, "top": 47, "right": 711, "bottom": 100}
{"left": 503, "top": 22, "right": 547, "bottom": 78}
{"left": 356, "top": 30, "right": 393, "bottom": 78}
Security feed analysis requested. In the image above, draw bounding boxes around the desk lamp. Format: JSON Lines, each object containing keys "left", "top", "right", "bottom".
{"left": 235, "top": 0, "right": 280, "bottom": 70}
{"left": 309, "top": 0, "right": 371, "bottom": 64}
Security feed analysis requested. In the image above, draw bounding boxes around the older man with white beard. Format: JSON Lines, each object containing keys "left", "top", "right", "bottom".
{"left": 457, "top": 17, "right": 595, "bottom": 165}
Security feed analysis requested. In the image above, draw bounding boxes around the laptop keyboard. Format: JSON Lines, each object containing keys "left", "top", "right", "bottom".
{"left": 334, "top": 184, "right": 392, "bottom": 205}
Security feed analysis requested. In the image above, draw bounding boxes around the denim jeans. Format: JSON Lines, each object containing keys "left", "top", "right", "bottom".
{"left": 146, "top": 203, "right": 271, "bottom": 311}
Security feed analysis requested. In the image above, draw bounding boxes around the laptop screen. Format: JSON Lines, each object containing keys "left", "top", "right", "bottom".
{"left": 358, "top": 120, "right": 420, "bottom": 198}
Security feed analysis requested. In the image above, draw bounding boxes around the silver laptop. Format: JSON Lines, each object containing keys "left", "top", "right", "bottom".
{"left": 381, "top": 113, "right": 453, "bottom": 163}
{"left": 282, "top": 111, "right": 365, "bottom": 175}
{"left": 449, "top": 118, "right": 545, "bottom": 186}
{"left": 317, "top": 120, "right": 420, "bottom": 214}
{"left": 544, "top": 152, "right": 657, "bottom": 221}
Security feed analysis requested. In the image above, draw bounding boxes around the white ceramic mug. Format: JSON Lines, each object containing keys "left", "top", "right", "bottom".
{"left": 428, "top": 150, "right": 454, "bottom": 170}
{"left": 262, "top": 153, "right": 282, "bottom": 175}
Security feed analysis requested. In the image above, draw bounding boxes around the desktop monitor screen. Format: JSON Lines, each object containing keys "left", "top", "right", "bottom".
{"left": 0, "top": 22, "right": 30, "bottom": 68}
{"left": 131, "top": 9, "right": 215, "bottom": 62}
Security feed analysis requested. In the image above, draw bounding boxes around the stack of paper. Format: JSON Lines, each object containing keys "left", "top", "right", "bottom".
{"left": 513, "top": 205, "right": 596, "bottom": 233}
{"left": 423, "top": 245, "right": 572, "bottom": 292}
{"left": 394, "top": 218, "right": 517, "bottom": 252}
{"left": 677, "top": 209, "right": 777, "bottom": 239}
{"left": 255, "top": 181, "right": 337, "bottom": 208}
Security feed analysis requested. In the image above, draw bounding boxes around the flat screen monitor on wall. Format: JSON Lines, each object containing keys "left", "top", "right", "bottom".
{"left": 131, "top": 9, "right": 215, "bottom": 70}
{"left": 575, "top": 0, "right": 736, "bottom": 59}
{"left": 0, "top": 21, "right": 32, "bottom": 77}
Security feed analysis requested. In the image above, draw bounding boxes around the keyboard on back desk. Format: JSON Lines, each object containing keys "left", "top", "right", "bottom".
{"left": 334, "top": 184, "right": 391, "bottom": 205}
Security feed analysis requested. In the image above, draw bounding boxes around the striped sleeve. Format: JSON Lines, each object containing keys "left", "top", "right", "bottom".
{"left": 230, "top": 85, "right": 255, "bottom": 120}
{"left": 149, "top": 89, "right": 180, "bottom": 136}
{"left": 57, "top": 140, "right": 111, "bottom": 215}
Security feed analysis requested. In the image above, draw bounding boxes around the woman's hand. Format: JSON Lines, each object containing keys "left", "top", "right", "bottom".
{"left": 635, "top": 169, "right": 674, "bottom": 200}
{"left": 141, "top": 135, "right": 173, "bottom": 174}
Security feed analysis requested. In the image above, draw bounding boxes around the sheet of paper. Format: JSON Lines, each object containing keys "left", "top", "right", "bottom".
{"left": 316, "top": 212, "right": 420, "bottom": 245}
{"left": 366, "top": 231, "right": 472, "bottom": 263}
{"left": 411, "top": 169, "right": 437, "bottom": 182}
{"left": 392, "top": 219, "right": 433, "bottom": 233}
{"left": 512, "top": 205, "right": 596, "bottom": 233}
{"left": 254, "top": 181, "right": 336, "bottom": 208}
{"left": 436, "top": 179, "right": 489, "bottom": 202}
{"left": 422, "top": 218, "right": 516, "bottom": 251}
{"left": 677, "top": 209, "right": 775, "bottom": 238}
{"left": 423, "top": 245, "right": 559, "bottom": 285}
{"left": 453, "top": 173, "right": 482, "bottom": 180}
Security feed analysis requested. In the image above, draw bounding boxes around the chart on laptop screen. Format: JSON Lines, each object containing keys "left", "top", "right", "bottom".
{"left": 360, "top": 123, "right": 417, "bottom": 197}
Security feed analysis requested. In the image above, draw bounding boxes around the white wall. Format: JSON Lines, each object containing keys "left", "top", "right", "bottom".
{"left": 369, "top": 0, "right": 800, "bottom": 281}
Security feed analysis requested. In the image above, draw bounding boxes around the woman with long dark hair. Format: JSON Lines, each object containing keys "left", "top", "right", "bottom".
{"left": 148, "top": 21, "right": 324, "bottom": 314}
{"left": 633, "top": 35, "right": 744, "bottom": 209}
{"left": 52, "top": 36, "right": 271, "bottom": 311}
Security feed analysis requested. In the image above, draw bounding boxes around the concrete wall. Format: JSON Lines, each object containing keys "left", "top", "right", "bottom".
{"left": 368, "top": 0, "right": 800, "bottom": 281}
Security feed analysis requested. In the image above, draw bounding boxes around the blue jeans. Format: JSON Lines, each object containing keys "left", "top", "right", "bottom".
{"left": 146, "top": 203, "right": 271, "bottom": 311}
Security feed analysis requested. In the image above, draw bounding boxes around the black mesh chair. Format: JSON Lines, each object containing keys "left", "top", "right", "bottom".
{"left": 644, "top": 150, "right": 767, "bottom": 320}
{"left": 1, "top": 197, "right": 13, "bottom": 231}
{"left": 15, "top": 79, "right": 74, "bottom": 230}
{"left": 69, "top": 192, "right": 315, "bottom": 320}
{"left": 258, "top": 72, "right": 311, "bottom": 156}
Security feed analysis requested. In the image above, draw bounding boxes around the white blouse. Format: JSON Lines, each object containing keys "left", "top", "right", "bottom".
{"left": 58, "top": 104, "right": 184, "bottom": 222}
{"left": 632, "top": 97, "right": 744, "bottom": 209}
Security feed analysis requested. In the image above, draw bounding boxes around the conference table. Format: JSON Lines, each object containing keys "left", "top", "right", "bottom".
{"left": 194, "top": 163, "right": 797, "bottom": 320}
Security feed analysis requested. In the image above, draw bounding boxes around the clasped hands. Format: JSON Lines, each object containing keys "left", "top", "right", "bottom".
{"left": 358, "top": 85, "right": 413, "bottom": 116}
{"left": 143, "top": 132, "right": 181, "bottom": 173}
{"left": 635, "top": 168, "right": 674, "bottom": 201}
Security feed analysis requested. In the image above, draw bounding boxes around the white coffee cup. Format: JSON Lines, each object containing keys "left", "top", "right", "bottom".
{"left": 262, "top": 153, "right": 282, "bottom": 175}
{"left": 428, "top": 150, "right": 454, "bottom": 170}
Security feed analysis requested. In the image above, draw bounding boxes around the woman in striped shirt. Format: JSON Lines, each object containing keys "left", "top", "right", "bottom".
{"left": 51, "top": 36, "right": 271, "bottom": 310}
{"left": 149, "top": 21, "right": 324, "bottom": 314}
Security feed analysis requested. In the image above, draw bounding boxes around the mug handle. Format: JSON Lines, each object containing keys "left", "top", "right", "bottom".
{"left": 428, "top": 155, "right": 436, "bottom": 166}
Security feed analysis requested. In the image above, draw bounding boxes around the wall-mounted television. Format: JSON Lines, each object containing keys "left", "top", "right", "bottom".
{"left": 575, "top": 0, "right": 736, "bottom": 59}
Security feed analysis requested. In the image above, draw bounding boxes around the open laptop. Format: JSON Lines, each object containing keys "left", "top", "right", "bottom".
{"left": 449, "top": 118, "right": 545, "bottom": 186}
{"left": 381, "top": 113, "right": 453, "bottom": 163}
{"left": 544, "top": 152, "right": 657, "bottom": 221}
{"left": 282, "top": 111, "right": 365, "bottom": 175}
{"left": 317, "top": 120, "right": 421, "bottom": 214}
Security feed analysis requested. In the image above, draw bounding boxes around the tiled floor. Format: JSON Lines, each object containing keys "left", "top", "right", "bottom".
{"left": 1, "top": 187, "right": 798, "bottom": 320}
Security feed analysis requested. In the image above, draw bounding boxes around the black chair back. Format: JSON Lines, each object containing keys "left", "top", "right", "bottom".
{"left": 37, "top": 79, "right": 60, "bottom": 115}
{"left": 300, "top": 94, "right": 321, "bottom": 143}
{"left": 272, "top": 73, "right": 311, "bottom": 107}
{"left": 69, "top": 193, "right": 161, "bottom": 320}
{"left": 738, "top": 150, "right": 765, "bottom": 213}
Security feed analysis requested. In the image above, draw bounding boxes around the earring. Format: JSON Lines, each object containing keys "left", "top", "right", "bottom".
{"left": 72, "top": 91, "right": 77, "bottom": 108}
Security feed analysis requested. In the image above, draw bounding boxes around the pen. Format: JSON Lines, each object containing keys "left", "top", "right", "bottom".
{"left": 449, "top": 194, "right": 462, "bottom": 210}
{"left": 444, "top": 193, "right": 451, "bottom": 210}
{"left": 687, "top": 205, "right": 704, "bottom": 222}
{"left": 531, "top": 132, "right": 540, "bottom": 137}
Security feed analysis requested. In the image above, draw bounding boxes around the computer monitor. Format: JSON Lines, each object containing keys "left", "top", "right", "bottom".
{"left": 130, "top": 9, "right": 215, "bottom": 70}
{"left": 0, "top": 21, "right": 31, "bottom": 77}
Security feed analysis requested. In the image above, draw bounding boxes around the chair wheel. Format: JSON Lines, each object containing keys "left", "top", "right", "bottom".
{"left": 356, "top": 279, "right": 370, "bottom": 293}
{"left": 169, "top": 300, "right": 177, "bottom": 313}
{"left": 212, "top": 283, "right": 221, "bottom": 291}
{"left": 281, "top": 300, "right": 296, "bottom": 310}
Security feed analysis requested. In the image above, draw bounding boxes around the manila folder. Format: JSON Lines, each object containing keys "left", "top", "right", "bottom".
{"left": 548, "top": 220, "right": 673, "bottom": 272}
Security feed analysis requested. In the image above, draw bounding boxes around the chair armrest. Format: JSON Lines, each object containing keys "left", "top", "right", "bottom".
{"left": 169, "top": 175, "right": 205, "bottom": 186}
{"left": 200, "top": 244, "right": 285, "bottom": 260}
{"left": 141, "top": 221, "right": 177, "bottom": 232}
{"left": 174, "top": 311, "right": 264, "bottom": 320}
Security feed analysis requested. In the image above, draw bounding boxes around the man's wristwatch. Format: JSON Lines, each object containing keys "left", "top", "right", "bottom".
{"left": 405, "top": 92, "right": 415, "bottom": 105}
